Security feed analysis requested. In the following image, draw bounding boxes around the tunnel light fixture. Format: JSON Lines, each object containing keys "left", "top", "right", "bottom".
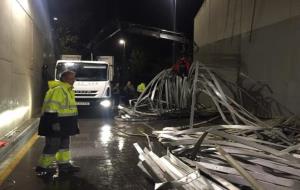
{"left": 119, "top": 39, "right": 126, "bottom": 45}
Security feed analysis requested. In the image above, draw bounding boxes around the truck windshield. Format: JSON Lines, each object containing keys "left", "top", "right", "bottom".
{"left": 56, "top": 62, "right": 108, "bottom": 81}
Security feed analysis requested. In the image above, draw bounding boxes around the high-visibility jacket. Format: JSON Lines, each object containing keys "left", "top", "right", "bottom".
{"left": 38, "top": 81, "right": 79, "bottom": 137}
{"left": 42, "top": 81, "right": 78, "bottom": 116}
{"left": 137, "top": 83, "right": 146, "bottom": 93}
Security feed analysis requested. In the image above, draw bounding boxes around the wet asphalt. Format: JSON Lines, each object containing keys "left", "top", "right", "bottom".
{"left": 0, "top": 110, "right": 185, "bottom": 190}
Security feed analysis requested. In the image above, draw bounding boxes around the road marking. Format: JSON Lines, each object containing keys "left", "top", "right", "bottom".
{"left": 0, "top": 133, "right": 39, "bottom": 186}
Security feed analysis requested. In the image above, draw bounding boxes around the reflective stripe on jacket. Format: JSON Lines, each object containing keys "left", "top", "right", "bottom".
{"left": 42, "top": 81, "right": 78, "bottom": 117}
{"left": 38, "top": 80, "right": 79, "bottom": 137}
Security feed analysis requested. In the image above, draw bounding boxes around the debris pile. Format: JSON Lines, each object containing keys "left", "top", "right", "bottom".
{"left": 130, "top": 62, "right": 300, "bottom": 189}
{"left": 118, "top": 62, "right": 297, "bottom": 122}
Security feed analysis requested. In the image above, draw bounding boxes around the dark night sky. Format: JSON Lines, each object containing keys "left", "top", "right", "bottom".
{"left": 47, "top": 0, "right": 203, "bottom": 81}
{"left": 48, "top": 0, "right": 202, "bottom": 45}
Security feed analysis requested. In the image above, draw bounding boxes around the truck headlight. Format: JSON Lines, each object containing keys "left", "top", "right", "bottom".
{"left": 100, "top": 100, "right": 111, "bottom": 108}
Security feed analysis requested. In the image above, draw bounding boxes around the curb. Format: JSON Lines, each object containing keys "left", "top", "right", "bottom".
{"left": 0, "top": 118, "right": 39, "bottom": 162}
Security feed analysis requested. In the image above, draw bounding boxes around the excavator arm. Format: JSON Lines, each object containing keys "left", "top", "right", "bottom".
{"left": 87, "top": 21, "right": 189, "bottom": 50}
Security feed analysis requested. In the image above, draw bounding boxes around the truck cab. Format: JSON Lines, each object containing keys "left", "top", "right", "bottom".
{"left": 55, "top": 57, "right": 113, "bottom": 110}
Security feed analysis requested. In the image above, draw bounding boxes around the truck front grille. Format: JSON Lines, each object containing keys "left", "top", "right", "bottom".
{"left": 76, "top": 94, "right": 97, "bottom": 97}
{"left": 75, "top": 90, "right": 97, "bottom": 94}
{"left": 75, "top": 90, "right": 97, "bottom": 97}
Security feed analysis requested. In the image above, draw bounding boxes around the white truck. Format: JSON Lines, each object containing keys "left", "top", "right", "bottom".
{"left": 55, "top": 55, "right": 114, "bottom": 110}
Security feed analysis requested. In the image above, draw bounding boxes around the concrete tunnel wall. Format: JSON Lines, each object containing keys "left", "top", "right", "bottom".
{"left": 193, "top": 0, "right": 300, "bottom": 116}
{"left": 0, "top": 0, "right": 54, "bottom": 137}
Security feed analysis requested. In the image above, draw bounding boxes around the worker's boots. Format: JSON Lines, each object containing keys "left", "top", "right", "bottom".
{"left": 35, "top": 166, "right": 57, "bottom": 176}
{"left": 58, "top": 163, "right": 80, "bottom": 173}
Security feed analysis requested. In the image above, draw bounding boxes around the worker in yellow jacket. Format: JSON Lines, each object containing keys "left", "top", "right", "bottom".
{"left": 36, "top": 71, "right": 80, "bottom": 175}
{"left": 137, "top": 82, "right": 146, "bottom": 95}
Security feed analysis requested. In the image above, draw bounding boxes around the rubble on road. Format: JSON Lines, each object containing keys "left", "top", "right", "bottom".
{"left": 128, "top": 62, "right": 300, "bottom": 189}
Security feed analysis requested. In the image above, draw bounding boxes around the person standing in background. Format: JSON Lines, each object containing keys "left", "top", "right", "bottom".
{"left": 123, "top": 81, "right": 136, "bottom": 105}
{"left": 137, "top": 82, "right": 146, "bottom": 95}
{"left": 112, "top": 82, "right": 120, "bottom": 106}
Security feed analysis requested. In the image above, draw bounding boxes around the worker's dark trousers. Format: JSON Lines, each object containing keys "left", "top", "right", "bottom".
{"left": 42, "top": 136, "right": 70, "bottom": 154}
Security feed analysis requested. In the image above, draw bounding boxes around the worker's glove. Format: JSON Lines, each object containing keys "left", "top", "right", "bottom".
{"left": 52, "top": 123, "right": 60, "bottom": 132}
